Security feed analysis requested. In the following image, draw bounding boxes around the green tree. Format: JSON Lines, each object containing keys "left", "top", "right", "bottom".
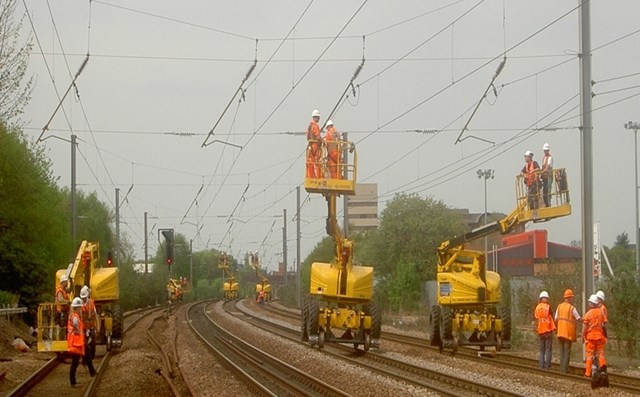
{"left": 0, "top": 124, "right": 71, "bottom": 312}
{"left": 0, "top": 0, "right": 34, "bottom": 123}
{"left": 357, "top": 193, "right": 465, "bottom": 310}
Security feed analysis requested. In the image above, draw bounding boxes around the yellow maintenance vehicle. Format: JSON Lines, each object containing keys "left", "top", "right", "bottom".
{"left": 301, "top": 136, "right": 380, "bottom": 352}
{"left": 218, "top": 252, "right": 239, "bottom": 301}
{"left": 249, "top": 251, "right": 271, "bottom": 303}
{"left": 431, "top": 168, "right": 571, "bottom": 352}
{"left": 36, "top": 241, "right": 122, "bottom": 352}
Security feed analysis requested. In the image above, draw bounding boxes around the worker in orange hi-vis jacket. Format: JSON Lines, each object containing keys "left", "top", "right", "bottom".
{"left": 324, "top": 120, "right": 341, "bottom": 179}
{"left": 306, "top": 109, "right": 322, "bottom": 178}
{"left": 535, "top": 291, "right": 555, "bottom": 370}
{"left": 583, "top": 294, "right": 607, "bottom": 378}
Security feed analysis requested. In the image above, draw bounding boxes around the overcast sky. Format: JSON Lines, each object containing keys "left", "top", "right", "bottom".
{"left": 17, "top": 0, "right": 640, "bottom": 271}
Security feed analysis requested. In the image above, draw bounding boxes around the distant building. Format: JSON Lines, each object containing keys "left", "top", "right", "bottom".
{"left": 347, "top": 183, "right": 378, "bottom": 231}
{"left": 133, "top": 263, "right": 155, "bottom": 274}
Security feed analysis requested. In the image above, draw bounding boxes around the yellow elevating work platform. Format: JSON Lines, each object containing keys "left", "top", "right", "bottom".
{"left": 304, "top": 138, "right": 357, "bottom": 195}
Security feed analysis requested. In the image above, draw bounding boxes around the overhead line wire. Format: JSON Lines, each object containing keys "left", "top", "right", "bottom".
{"left": 355, "top": 1, "right": 581, "bottom": 146}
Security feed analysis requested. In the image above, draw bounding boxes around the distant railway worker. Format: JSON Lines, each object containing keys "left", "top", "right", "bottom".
{"left": 55, "top": 275, "right": 70, "bottom": 333}
{"left": 68, "top": 297, "right": 95, "bottom": 386}
{"left": 583, "top": 294, "right": 607, "bottom": 378}
{"left": 596, "top": 290, "right": 608, "bottom": 323}
{"left": 521, "top": 150, "right": 541, "bottom": 210}
{"left": 554, "top": 289, "right": 581, "bottom": 373}
{"left": 535, "top": 291, "right": 555, "bottom": 369}
{"left": 541, "top": 143, "right": 554, "bottom": 207}
{"left": 324, "top": 120, "right": 340, "bottom": 179}
{"left": 80, "top": 286, "right": 100, "bottom": 360}
{"left": 306, "top": 109, "right": 322, "bottom": 178}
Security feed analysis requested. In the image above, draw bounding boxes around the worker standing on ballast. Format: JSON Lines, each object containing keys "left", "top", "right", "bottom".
{"left": 555, "top": 289, "right": 581, "bottom": 373}
{"left": 80, "top": 285, "right": 100, "bottom": 360}
{"left": 306, "top": 109, "right": 322, "bottom": 178}
{"left": 535, "top": 291, "right": 555, "bottom": 369}
{"left": 583, "top": 294, "right": 607, "bottom": 378}
{"left": 68, "top": 297, "right": 95, "bottom": 386}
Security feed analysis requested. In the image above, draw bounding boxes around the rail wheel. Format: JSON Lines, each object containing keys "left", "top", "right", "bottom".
{"left": 318, "top": 328, "right": 325, "bottom": 348}
{"left": 301, "top": 297, "right": 309, "bottom": 342}
{"left": 363, "top": 333, "right": 371, "bottom": 352}
{"left": 429, "top": 305, "right": 442, "bottom": 348}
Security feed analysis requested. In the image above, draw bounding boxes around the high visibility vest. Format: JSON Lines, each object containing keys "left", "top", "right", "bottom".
{"left": 55, "top": 285, "right": 69, "bottom": 313}
{"left": 535, "top": 302, "right": 556, "bottom": 335}
{"left": 325, "top": 126, "right": 339, "bottom": 153}
{"left": 583, "top": 307, "right": 606, "bottom": 341}
{"left": 556, "top": 301, "right": 577, "bottom": 342}
{"left": 67, "top": 311, "right": 85, "bottom": 355}
{"left": 524, "top": 162, "right": 538, "bottom": 186}
{"left": 82, "top": 299, "right": 97, "bottom": 330}
{"left": 307, "top": 121, "right": 320, "bottom": 147}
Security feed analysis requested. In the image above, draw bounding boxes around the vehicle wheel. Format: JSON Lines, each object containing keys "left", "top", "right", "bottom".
{"left": 112, "top": 304, "right": 123, "bottom": 340}
{"left": 301, "top": 297, "right": 309, "bottom": 342}
{"left": 371, "top": 303, "right": 382, "bottom": 340}
{"left": 364, "top": 333, "right": 371, "bottom": 352}
{"left": 307, "top": 299, "right": 319, "bottom": 337}
{"left": 500, "top": 306, "right": 512, "bottom": 342}
{"left": 318, "top": 329, "right": 325, "bottom": 349}
{"left": 440, "top": 306, "right": 453, "bottom": 342}
{"left": 429, "top": 305, "right": 442, "bottom": 347}
{"left": 106, "top": 335, "right": 112, "bottom": 352}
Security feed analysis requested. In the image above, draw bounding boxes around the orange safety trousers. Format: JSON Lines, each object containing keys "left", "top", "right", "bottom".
{"left": 327, "top": 150, "right": 339, "bottom": 179}
{"left": 585, "top": 339, "right": 606, "bottom": 377}
{"left": 306, "top": 144, "right": 321, "bottom": 178}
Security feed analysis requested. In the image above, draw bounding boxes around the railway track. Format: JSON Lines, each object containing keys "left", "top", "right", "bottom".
{"left": 6, "top": 306, "right": 164, "bottom": 397}
{"left": 230, "top": 300, "right": 527, "bottom": 397}
{"left": 187, "top": 300, "right": 352, "bottom": 397}
{"left": 257, "top": 300, "right": 640, "bottom": 395}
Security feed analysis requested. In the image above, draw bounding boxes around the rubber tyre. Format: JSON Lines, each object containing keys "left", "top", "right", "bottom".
{"left": 429, "top": 305, "right": 442, "bottom": 346}
{"left": 301, "top": 296, "right": 309, "bottom": 342}
{"left": 307, "top": 299, "right": 319, "bottom": 336}
{"left": 371, "top": 303, "right": 382, "bottom": 339}
{"left": 440, "top": 306, "right": 453, "bottom": 341}
{"left": 499, "top": 306, "right": 512, "bottom": 341}
{"left": 112, "top": 304, "right": 123, "bottom": 339}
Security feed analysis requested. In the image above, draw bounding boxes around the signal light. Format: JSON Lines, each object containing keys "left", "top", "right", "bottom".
{"left": 161, "top": 229, "right": 175, "bottom": 265}
{"left": 107, "top": 251, "right": 113, "bottom": 266}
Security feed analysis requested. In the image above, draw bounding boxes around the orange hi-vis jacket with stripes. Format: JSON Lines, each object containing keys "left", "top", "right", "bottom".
{"left": 535, "top": 301, "right": 556, "bottom": 335}
{"left": 556, "top": 301, "right": 578, "bottom": 342}
{"left": 67, "top": 311, "right": 85, "bottom": 356}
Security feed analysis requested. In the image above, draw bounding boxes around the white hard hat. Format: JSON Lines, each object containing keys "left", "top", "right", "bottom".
{"left": 60, "top": 275, "right": 68, "bottom": 283}
{"left": 525, "top": 150, "right": 533, "bottom": 157}
{"left": 539, "top": 291, "right": 549, "bottom": 299}
{"left": 588, "top": 294, "right": 599, "bottom": 305}
{"left": 326, "top": 120, "right": 334, "bottom": 127}
{"left": 543, "top": 143, "right": 550, "bottom": 151}
{"left": 311, "top": 109, "right": 321, "bottom": 118}
{"left": 80, "top": 285, "right": 90, "bottom": 299}
{"left": 596, "top": 290, "right": 605, "bottom": 301}
{"left": 71, "top": 297, "right": 83, "bottom": 308}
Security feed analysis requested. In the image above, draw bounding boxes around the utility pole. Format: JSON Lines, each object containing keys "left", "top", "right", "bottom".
{"left": 71, "top": 135, "right": 77, "bottom": 246}
{"left": 144, "top": 211, "right": 149, "bottom": 274}
{"left": 625, "top": 121, "right": 640, "bottom": 273}
{"left": 115, "top": 188, "right": 120, "bottom": 265}
{"left": 477, "top": 169, "right": 495, "bottom": 254}
{"left": 283, "top": 208, "right": 288, "bottom": 287}
{"left": 189, "top": 239, "right": 193, "bottom": 290}
{"left": 296, "top": 186, "right": 301, "bottom": 308}
{"left": 580, "top": 0, "right": 594, "bottom": 313}
{"left": 342, "top": 132, "right": 349, "bottom": 235}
